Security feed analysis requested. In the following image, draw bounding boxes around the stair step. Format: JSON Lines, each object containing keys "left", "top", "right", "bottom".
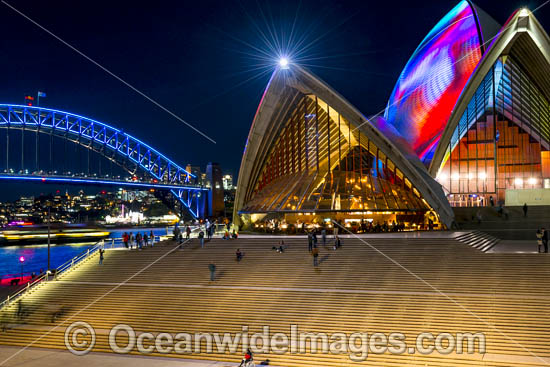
{"left": 455, "top": 231, "right": 500, "bottom": 252}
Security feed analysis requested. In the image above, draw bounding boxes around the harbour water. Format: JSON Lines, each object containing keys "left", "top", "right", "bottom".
{"left": 0, "top": 227, "right": 171, "bottom": 278}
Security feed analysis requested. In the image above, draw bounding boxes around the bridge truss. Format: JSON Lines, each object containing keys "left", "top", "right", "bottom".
{"left": 0, "top": 104, "right": 207, "bottom": 218}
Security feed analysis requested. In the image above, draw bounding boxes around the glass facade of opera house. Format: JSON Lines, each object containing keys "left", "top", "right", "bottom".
{"left": 240, "top": 94, "right": 433, "bottom": 229}
{"left": 234, "top": 1, "right": 550, "bottom": 230}
{"left": 437, "top": 56, "right": 550, "bottom": 207}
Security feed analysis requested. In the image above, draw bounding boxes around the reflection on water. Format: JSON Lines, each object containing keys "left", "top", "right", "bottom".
{"left": 0, "top": 227, "right": 171, "bottom": 277}
{"left": 0, "top": 242, "right": 95, "bottom": 278}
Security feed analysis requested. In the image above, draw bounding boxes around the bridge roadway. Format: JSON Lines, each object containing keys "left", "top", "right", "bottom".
{"left": 0, "top": 173, "right": 205, "bottom": 191}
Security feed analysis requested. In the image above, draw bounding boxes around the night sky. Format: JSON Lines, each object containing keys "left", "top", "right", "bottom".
{"left": 1, "top": 0, "right": 548, "bottom": 200}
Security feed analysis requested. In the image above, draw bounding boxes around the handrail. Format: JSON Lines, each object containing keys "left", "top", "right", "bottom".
{"left": 0, "top": 240, "right": 102, "bottom": 310}
{"left": 0, "top": 271, "right": 48, "bottom": 310}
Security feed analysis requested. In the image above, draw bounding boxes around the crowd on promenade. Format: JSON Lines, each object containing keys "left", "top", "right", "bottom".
{"left": 254, "top": 219, "right": 422, "bottom": 235}
{"left": 172, "top": 219, "right": 239, "bottom": 247}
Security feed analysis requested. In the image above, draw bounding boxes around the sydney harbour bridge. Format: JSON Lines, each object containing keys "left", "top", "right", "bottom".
{"left": 0, "top": 104, "right": 208, "bottom": 218}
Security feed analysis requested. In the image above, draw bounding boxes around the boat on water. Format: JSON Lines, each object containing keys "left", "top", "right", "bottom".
{"left": 0, "top": 224, "right": 110, "bottom": 246}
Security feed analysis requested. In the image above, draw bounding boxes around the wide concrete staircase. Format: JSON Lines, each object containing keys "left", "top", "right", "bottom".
{"left": 455, "top": 231, "right": 501, "bottom": 252}
{"left": 1, "top": 236, "right": 550, "bottom": 366}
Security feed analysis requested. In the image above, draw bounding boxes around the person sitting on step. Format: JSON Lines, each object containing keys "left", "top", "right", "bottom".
{"left": 238, "top": 348, "right": 253, "bottom": 367}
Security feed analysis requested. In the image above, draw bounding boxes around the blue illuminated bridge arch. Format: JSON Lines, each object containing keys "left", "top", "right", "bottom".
{"left": 0, "top": 104, "right": 207, "bottom": 218}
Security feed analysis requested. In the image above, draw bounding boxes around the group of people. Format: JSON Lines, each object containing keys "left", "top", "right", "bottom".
{"left": 352, "top": 220, "right": 406, "bottom": 233}
{"left": 307, "top": 230, "right": 341, "bottom": 250}
{"left": 222, "top": 229, "right": 239, "bottom": 240}
{"left": 175, "top": 220, "right": 238, "bottom": 248}
{"left": 257, "top": 219, "right": 412, "bottom": 234}
{"left": 306, "top": 230, "right": 342, "bottom": 267}
{"left": 174, "top": 225, "right": 192, "bottom": 243}
{"left": 122, "top": 231, "right": 155, "bottom": 250}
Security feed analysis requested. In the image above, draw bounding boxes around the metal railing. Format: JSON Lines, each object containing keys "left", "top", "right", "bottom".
{"left": 0, "top": 232, "right": 192, "bottom": 311}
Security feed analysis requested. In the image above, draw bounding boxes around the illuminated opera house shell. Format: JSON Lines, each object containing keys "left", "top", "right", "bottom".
{"left": 234, "top": 1, "right": 550, "bottom": 227}
{"left": 233, "top": 65, "right": 454, "bottom": 228}
{"left": 431, "top": 7, "right": 550, "bottom": 205}
{"left": 384, "top": 0, "right": 500, "bottom": 164}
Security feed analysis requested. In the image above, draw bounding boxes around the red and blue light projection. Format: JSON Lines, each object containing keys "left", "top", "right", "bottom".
{"left": 384, "top": 1, "right": 483, "bottom": 164}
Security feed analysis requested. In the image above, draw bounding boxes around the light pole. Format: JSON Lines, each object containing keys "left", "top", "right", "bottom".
{"left": 19, "top": 256, "right": 25, "bottom": 281}
{"left": 47, "top": 204, "right": 51, "bottom": 273}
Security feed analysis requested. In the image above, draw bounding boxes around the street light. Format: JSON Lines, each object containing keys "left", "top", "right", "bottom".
{"left": 19, "top": 256, "right": 25, "bottom": 281}
{"left": 46, "top": 201, "right": 52, "bottom": 273}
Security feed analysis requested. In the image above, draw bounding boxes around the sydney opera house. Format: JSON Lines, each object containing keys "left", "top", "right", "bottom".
{"left": 234, "top": 1, "right": 550, "bottom": 230}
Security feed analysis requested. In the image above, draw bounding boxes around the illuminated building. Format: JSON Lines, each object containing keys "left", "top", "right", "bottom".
{"left": 223, "top": 174, "right": 234, "bottom": 190}
{"left": 235, "top": 2, "right": 550, "bottom": 229}
{"left": 430, "top": 7, "right": 550, "bottom": 206}
{"left": 384, "top": 1, "right": 500, "bottom": 165}
{"left": 384, "top": 1, "right": 550, "bottom": 206}
{"left": 207, "top": 162, "right": 225, "bottom": 217}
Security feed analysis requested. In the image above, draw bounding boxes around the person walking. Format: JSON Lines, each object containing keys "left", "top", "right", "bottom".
{"left": 99, "top": 248, "right": 105, "bottom": 265}
{"left": 129, "top": 233, "right": 134, "bottom": 249}
{"left": 308, "top": 232, "right": 313, "bottom": 252}
{"left": 123, "top": 232, "right": 129, "bottom": 248}
{"left": 312, "top": 245, "right": 319, "bottom": 267}
{"left": 136, "top": 233, "right": 142, "bottom": 250}
{"left": 16, "top": 300, "right": 24, "bottom": 320}
{"left": 150, "top": 230, "right": 155, "bottom": 247}
{"left": 321, "top": 228, "right": 327, "bottom": 246}
{"left": 334, "top": 235, "right": 341, "bottom": 250}
{"left": 186, "top": 225, "right": 191, "bottom": 240}
{"left": 542, "top": 228, "right": 549, "bottom": 253}
{"left": 199, "top": 228, "right": 205, "bottom": 248}
{"left": 537, "top": 229, "right": 544, "bottom": 253}
{"left": 208, "top": 262, "right": 216, "bottom": 281}
{"left": 523, "top": 203, "right": 528, "bottom": 217}
{"left": 205, "top": 220, "right": 212, "bottom": 240}
{"left": 312, "top": 232, "right": 318, "bottom": 247}
{"left": 143, "top": 233, "right": 149, "bottom": 248}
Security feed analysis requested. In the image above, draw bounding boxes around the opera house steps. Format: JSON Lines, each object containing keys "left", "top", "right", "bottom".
{"left": 1, "top": 236, "right": 550, "bottom": 366}
{"left": 454, "top": 206, "right": 550, "bottom": 240}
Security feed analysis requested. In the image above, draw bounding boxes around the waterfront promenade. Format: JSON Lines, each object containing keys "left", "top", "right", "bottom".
{"left": 0, "top": 234, "right": 549, "bottom": 366}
